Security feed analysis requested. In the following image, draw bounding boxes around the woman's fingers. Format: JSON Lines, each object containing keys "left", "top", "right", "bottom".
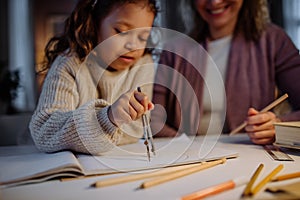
{"left": 245, "top": 108, "right": 278, "bottom": 145}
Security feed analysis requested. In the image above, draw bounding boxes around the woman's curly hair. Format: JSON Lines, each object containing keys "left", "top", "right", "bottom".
{"left": 180, "top": 0, "right": 270, "bottom": 42}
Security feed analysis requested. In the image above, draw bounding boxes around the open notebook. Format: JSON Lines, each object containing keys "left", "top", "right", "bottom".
{"left": 0, "top": 134, "right": 238, "bottom": 186}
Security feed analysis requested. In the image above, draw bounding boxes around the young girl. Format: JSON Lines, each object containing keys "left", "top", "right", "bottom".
{"left": 30, "top": 0, "right": 159, "bottom": 155}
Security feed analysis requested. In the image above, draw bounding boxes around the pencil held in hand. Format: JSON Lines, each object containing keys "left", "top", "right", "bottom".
{"left": 229, "top": 93, "right": 288, "bottom": 135}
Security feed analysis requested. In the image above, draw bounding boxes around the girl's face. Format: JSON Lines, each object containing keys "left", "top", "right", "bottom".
{"left": 97, "top": 3, "right": 155, "bottom": 71}
{"left": 194, "top": 0, "right": 243, "bottom": 39}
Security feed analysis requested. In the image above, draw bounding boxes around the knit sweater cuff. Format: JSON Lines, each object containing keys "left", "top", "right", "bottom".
{"left": 71, "top": 99, "right": 120, "bottom": 154}
{"left": 96, "top": 106, "right": 118, "bottom": 135}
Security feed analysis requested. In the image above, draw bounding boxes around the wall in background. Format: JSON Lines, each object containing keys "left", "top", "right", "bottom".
{"left": 33, "top": 0, "right": 77, "bottom": 72}
{"left": 269, "top": 0, "right": 284, "bottom": 28}
{"left": 0, "top": 0, "right": 8, "bottom": 66}
{"left": 282, "top": 0, "right": 300, "bottom": 49}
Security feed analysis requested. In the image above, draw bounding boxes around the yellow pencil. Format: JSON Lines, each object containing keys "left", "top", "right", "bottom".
{"left": 140, "top": 158, "right": 226, "bottom": 189}
{"left": 272, "top": 171, "right": 300, "bottom": 182}
{"left": 92, "top": 163, "right": 209, "bottom": 188}
{"left": 251, "top": 164, "right": 283, "bottom": 195}
{"left": 242, "top": 163, "right": 264, "bottom": 196}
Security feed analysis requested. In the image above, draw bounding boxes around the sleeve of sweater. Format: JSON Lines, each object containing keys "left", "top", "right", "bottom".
{"left": 271, "top": 25, "right": 300, "bottom": 121}
{"left": 29, "top": 57, "right": 121, "bottom": 155}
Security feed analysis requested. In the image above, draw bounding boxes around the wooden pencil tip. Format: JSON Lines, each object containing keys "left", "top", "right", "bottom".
{"left": 92, "top": 181, "right": 103, "bottom": 188}
{"left": 221, "top": 158, "right": 227, "bottom": 164}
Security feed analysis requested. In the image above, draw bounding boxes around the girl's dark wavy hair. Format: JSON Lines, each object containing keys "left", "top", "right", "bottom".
{"left": 180, "top": 0, "right": 270, "bottom": 43}
{"left": 40, "top": 0, "right": 159, "bottom": 73}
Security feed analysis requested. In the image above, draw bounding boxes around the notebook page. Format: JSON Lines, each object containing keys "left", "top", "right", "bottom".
{"left": 0, "top": 150, "right": 82, "bottom": 185}
{"left": 77, "top": 134, "right": 238, "bottom": 175}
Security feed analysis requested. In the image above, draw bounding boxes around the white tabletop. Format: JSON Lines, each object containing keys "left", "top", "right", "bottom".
{"left": 1, "top": 134, "right": 300, "bottom": 200}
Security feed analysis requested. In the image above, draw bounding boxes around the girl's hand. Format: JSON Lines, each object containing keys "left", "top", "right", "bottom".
{"left": 245, "top": 108, "right": 280, "bottom": 145}
{"left": 108, "top": 90, "right": 154, "bottom": 127}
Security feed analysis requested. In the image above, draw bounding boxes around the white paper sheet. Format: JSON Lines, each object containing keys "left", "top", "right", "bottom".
{"left": 77, "top": 134, "right": 238, "bottom": 175}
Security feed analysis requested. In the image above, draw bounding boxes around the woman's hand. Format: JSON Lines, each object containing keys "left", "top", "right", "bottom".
{"left": 245, "top": 108, "right": 280, "bottom": 145}
{"left": 108, "top": 90, "right": 154, "bottom": 127}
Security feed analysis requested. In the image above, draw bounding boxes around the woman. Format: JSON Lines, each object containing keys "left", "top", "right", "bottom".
{"left": 152, "top": 0, "right": 300, "bottom": 145}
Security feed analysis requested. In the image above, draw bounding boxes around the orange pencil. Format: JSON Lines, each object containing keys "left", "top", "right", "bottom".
{"left": 181, "top": 177, "right": 248, "bottom": 200}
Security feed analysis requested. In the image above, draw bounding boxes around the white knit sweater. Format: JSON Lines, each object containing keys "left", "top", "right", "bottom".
{"left": 29, "top": 53, "right": 155, "bottom": 155}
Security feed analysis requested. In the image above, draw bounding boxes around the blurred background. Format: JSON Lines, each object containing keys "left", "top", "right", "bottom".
{"left": 0, "top": 0, "right": 299, "bottom": 145}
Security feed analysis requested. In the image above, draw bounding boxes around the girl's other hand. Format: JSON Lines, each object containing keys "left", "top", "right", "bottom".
{"left": 245, "top": 108, "right": 280, "bottom": 145}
